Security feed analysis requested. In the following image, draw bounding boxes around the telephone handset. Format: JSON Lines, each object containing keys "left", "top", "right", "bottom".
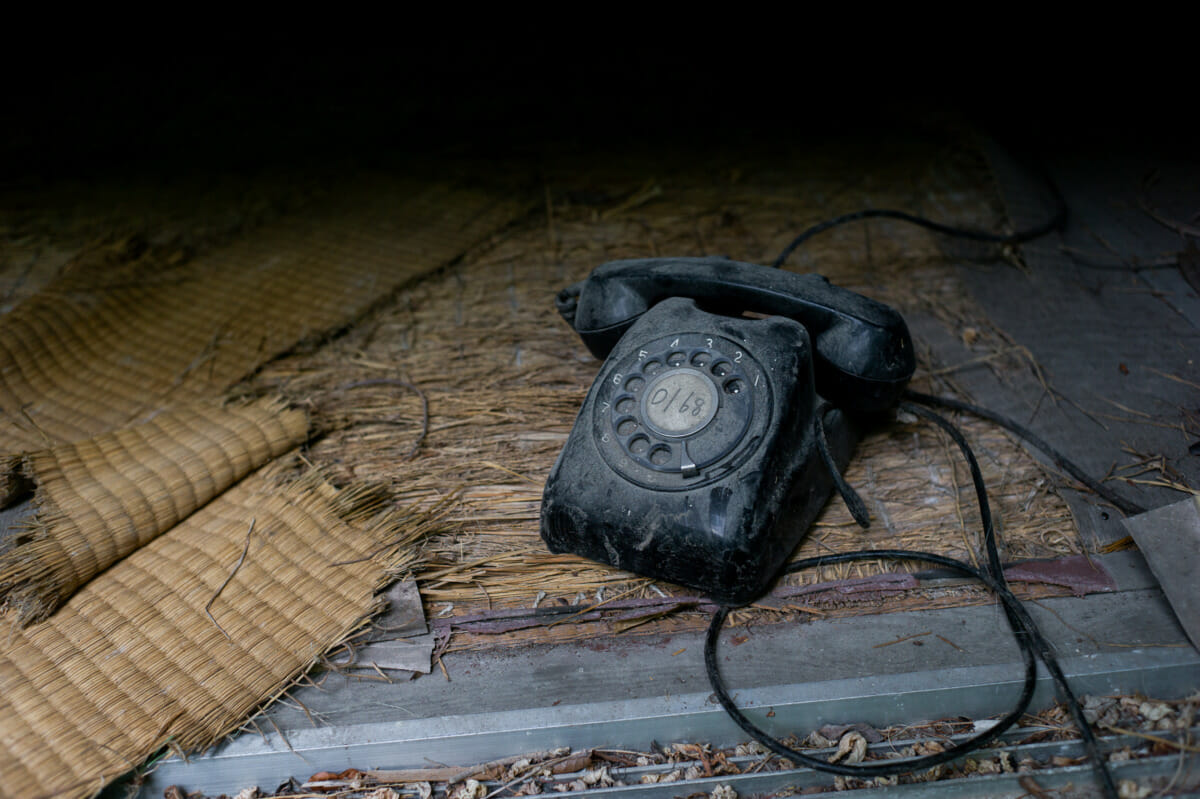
{"left": 541, "top": 256, "right": 915, "bottom": 604}
{"left": 556, "top": 256, "right": 914, "bottom": 413}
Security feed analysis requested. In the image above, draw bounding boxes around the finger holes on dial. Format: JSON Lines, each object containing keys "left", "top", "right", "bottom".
{"left": 666, "top": 351, "right": 686, "bottom": 367}
{"left": 616, "top": 418, "right": 638, "bottom": 436}
{"left": 643, "top": 360, "right": 663, "bottom": 376}
{"left": 648, "top": 445, "right": 672, "bottom": 466}
{"left": 691, "top": 352, "right": 712, "bottom": 367}
{"left": 712, "top": 361, "right": 732, "bottom": 377}
{"left": 628, "top": 435, "right": 650, "bottom": 455}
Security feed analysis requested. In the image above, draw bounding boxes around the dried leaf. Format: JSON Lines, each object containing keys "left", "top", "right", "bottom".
{"left": 828, "top": 732, "right": 868, "bottom": 765}
{"left": 580, "top": 766, "right": 612, "bottom": 786}
{"left": 1139, "top": 701, "right": 1171, "bottom": 721}
{"left": 450, "top": 778, "right": 486, "bottom": 799}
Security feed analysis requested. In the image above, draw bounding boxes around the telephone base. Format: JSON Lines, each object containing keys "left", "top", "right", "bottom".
{"left": 540, "top": 297, "right": 864, "bottom": 606}
{"left": 542, "top": 406, "right": 858, "bottom": 606}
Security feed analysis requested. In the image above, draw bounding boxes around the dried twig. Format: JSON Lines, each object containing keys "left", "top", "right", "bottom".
{"left": 482, "top": 750, "right": 582, "bottom": 799}
{"left": 935, "top": 634, "right": 964, "bottom": 652}
{"left": 18, "top": 407, "right": 53, "bottom": 447}
{"left": 367, "top": 749, "right": 569, "bottom": 786}
{"left": 478, "top": 461, "right": 539, "bottom": 484}
{"left": 205, "top": 519, "right": 256, "bottom": 641}
{"left": 872, "top": 630, "right": 931, "bottom": 649}
{"left": 1144, "top": 366, "right": 1200, "bottom": 393}
{"left": 1099, "top": 725, "right": 1200, "bottom": 753}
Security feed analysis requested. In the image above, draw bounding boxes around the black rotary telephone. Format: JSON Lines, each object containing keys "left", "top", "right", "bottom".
{"left": 537, "top": 200, "right": 1126, "bottom": 797}
{"left": 540, "top": 256, "right": 915, "bottom": 604}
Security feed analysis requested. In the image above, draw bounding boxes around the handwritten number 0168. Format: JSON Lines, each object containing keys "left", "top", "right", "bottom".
{"left": 650, "top": 388, "right": 706, "bottom": 418}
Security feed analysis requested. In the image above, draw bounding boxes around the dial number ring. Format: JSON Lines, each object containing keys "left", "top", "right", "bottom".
{"left": 593, "top": 332, "right": 769, "bottom": 489}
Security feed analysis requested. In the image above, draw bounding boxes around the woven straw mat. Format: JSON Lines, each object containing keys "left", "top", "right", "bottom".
{"left": 0, "top": 182, "right": 522, "bottom": 452}
{"left": 0, "top": 398, "right": 309, "bottom": 625}
{"left": 0, "top": 181, "right": 523, "bottom": 796}
{"left": 0, "top": 471, "right": 432, "bottom": 798}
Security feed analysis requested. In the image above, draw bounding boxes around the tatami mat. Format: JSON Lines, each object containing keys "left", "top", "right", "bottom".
{"left": 0, "top": 398, "right": 308, "bottom": 624}
{"left": 0, "top": 183, "right": 523, "bottom": 452}
{"left": 0, "top": 179, "right": 525, "bottom": 796}
{"left": 0, "top": 470, "right": 441, "bottom": 798}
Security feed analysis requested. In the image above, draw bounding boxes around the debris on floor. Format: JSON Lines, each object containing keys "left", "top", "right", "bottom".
{"left": 165, "top": 692, "right": 1198, "bottom": 798}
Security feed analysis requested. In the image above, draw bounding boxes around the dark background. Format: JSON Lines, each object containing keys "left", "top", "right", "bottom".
{"left": 2, "top": 35, "right": 1187, "bottom": 184}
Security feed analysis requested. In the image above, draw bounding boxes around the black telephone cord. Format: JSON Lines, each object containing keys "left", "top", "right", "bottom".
{"left": 813, "top": 409, "right": 871, "bottom": 529}
{"left": 713, "top": 156, "right": 1121, "bottom": 792}
{"left": 901, "top": 400, "right": 1117, "bottom": 798}
{"left": 705, "top": 549, "right": 1040, "bottom": 779}
{"left": 903, "top": 390, "right": 1145, "bottom": 517}
{"left": 704, "top": 400, "right": 1120, "bottom": 797}
{"left": 771, "top": 165, "right": 1067, "bottom": 270}
{"left": 771, "top": 157, "right": 1137, "bottom": 518}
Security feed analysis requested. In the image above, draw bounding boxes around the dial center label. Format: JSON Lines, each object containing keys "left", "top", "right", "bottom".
{"left": 640, "top": 368, "right": 719, "bottom": 437}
